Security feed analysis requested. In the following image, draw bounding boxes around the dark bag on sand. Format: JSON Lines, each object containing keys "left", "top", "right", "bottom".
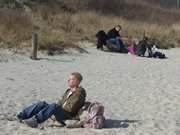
{"left": 153, "top": 52, "right": 166, "bottom": 59}
{"left": 135, "top": 40, "right": 147, "bottom": 56}
{"left": 83, "top": 102, "right": 105, "bottom": 129}
{"left": 96, "top": 30, "right": 108, "bottom": 49}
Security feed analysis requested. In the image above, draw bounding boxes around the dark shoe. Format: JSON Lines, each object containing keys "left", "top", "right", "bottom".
{"left": 23, "top": 116, "right": 38, "bottom": 128}
{"left": 16, "top": 113, "right": 23, "bottom": 123}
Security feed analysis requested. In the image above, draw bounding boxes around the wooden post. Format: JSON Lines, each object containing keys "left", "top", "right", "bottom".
{"left": 31, "top": 33, "right": 38, "bottom": 60}
{"left": 143, "top": 31, "right": 146, "bottom": 39}
{"left": 177, "top": 0, "right": 180, "bottom": 8}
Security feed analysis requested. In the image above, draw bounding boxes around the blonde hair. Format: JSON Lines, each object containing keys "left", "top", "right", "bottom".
{"left": 71, "top": 72, "right": 83, "bottom": 83}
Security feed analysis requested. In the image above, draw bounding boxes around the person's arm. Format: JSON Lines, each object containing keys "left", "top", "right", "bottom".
{"left": 57, "top": 89, "right": 69, "bottom": 106}
{"left": 121, "top": 37, "right": 129, "bottom": 41}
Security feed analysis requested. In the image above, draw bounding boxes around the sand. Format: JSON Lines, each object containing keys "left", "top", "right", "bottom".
{"left": 0, "top": 43, "right": 180, "bottom": 135}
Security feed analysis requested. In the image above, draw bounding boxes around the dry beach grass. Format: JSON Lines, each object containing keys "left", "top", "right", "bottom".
{"left": 0, "top": 0, "right": 180, "bottom": 50}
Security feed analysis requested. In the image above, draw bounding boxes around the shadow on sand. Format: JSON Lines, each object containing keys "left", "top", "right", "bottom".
{"left": 36, "top": 46, "right": 90, "bottom": 62}
{"left": 39, "top": 58, "right": 74, "bottom": 63}
{"left": 47, "top": 46, "right": 89, "bottom": 56}
{"left": 104, "top": 119, "right": 140, "bottom": 128}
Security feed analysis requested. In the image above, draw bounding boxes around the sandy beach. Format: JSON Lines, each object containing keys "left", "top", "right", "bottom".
{"left": 0, "top": 42, "right": 180, "bottom": 135}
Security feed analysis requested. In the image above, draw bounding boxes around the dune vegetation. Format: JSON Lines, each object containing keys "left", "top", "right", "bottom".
{"left": 0, "top": 0, "right": 180, "bottom": 50}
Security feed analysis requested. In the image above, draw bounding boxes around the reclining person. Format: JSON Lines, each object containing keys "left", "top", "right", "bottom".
{"left": 106, "top": 25, "right": 128, "bottom": 53}
{"left": 17, "top": 72, "right": 86, "bottom": 128}
{"left": 151, "top": 45, "right": 166, "bottom": 59}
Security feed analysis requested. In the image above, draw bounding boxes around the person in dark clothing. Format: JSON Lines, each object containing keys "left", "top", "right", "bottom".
{"left": 151, "top": 45, "right": 166, "bottom": 59}
{"left": 96, "top": 30, "right": 108, "bottom": 50}
{"left": 135, "top": 36, "right": 152, "bottom": 57}
{"left": 107, "top": 25, "right": 127, "bottom": 53}
{"left": 107, "top": 25, "right": 121, "bottom": 39}
{"left": 95, "top": 30, "right": 118, "bottom": 52}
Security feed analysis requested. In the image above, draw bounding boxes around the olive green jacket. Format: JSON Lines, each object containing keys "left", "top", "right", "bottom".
{"left": 57, "top": 87, "right": 86, "bottom": 117}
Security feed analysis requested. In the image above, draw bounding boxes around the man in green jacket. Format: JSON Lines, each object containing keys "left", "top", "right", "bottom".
{"left": 17, "top": 72, "right": 86, "bottom": 128}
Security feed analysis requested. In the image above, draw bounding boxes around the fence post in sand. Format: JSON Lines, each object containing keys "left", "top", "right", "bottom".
{"left": 31, "top": 33, "right": 38, "bottom": 60}
{"left": 143, "top": 31, "right": 146, "bottom": 38}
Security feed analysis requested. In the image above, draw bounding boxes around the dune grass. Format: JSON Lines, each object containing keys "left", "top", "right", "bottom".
{"left": 0, "top": 0, "right": 180, "bottom": 50}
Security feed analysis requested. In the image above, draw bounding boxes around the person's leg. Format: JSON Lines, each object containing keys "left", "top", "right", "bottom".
{"left": 113, "top": 38, "right": 122, "bottom": 50}
{"left": 35, "top": 103, "right": 68, "bottom": 125}
{"left": 147, "top": 46, "right": 153, "bottom": 57}
{"left": 107, "top": 38, "right": 121, "bottom": 52}
{"left": 108, "top": 38, "right": 115, "bottom": 43}
{"left": 54, "top": 106, "right": 69, "bottom": 125}
{"left": 116, "top": 38, "right": 128, "bottom": 53}
{"left": 17, "top": 101, "right": 49, "bottom": 120}
{"left": 117, "top": 38, "right": 124, "bottom": 48}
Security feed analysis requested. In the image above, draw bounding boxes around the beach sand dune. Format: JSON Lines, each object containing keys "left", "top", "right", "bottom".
{"left": 0, "top": 44, "right": 180, "bottom": 135}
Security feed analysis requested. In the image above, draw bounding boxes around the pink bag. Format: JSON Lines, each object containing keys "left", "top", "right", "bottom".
{"left": 127, "top": 46, "right": 135, "bottom": 55}
{"left": 83, "top": 102, "right": 105, "bottom": 129}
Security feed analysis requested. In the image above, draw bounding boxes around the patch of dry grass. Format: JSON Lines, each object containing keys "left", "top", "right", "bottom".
{"left": 43, "top": 10, "right": 180, "bottom": 49}
{"left": 0, "top": 1, "right": 180, "bottom": 50}
{"left": 0, "top": 9, "right": 33, "bottom": 48}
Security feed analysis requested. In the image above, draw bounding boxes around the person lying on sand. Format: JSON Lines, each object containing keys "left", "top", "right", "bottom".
{"left": 106, "top": 25, "right": 128, "bottom": 53}
{"left": 17, "top": 72, "right": 86, "bottom": 128}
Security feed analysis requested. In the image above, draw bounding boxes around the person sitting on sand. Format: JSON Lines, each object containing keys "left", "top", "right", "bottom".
{"left": 17, "top": 72, "right": 86, "bottom": 128}
{"left": 107, "top": 25, "right": 128, "bottom": 53}
{"left": 135, "top": 36, "right": 152, "bottom": 57}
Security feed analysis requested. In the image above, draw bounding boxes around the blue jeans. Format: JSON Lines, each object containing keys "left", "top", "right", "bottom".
{"left": 18, "top": 101, "right": 68, "bottom": 125}
{"left": 107, "top": 37, "right": 124, "bottom": 51}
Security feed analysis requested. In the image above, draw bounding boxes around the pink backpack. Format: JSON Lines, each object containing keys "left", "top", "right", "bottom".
{"left": 83, "top": 102, "right": 105, "bottom": 129}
